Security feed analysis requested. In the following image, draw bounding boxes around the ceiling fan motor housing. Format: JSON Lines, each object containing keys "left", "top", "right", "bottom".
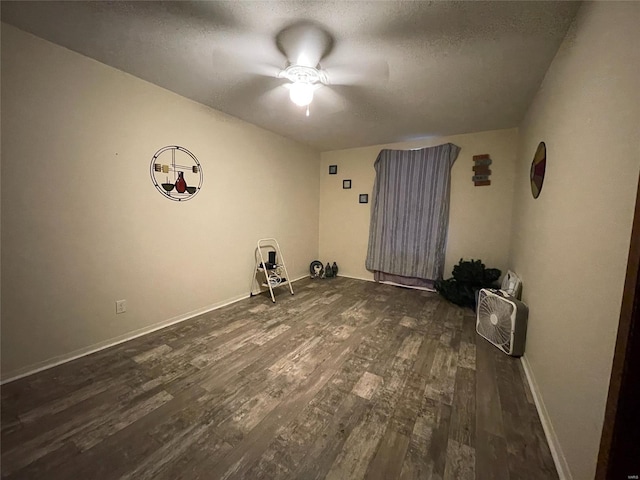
{"left": 279, "top": 64, "right": 327, "bottom": 85}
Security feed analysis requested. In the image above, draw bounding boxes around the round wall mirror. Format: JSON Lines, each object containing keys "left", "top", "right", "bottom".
{"left": 530, "top": 142, "right": 546, "bottom": 199}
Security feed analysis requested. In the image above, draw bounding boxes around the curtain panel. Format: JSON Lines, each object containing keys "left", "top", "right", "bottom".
{"left": 365, "top": 143, "right": 460, "bottom": 284}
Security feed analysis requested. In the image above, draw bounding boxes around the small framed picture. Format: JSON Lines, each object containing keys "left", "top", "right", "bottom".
{"left": 359, "top": 194, "right": 368, "bottom": 204}
{"left": 343, "top": 179, "right": 352, "bottom": 189}
{"left": 329, "top": 165, "right": 338, "bottom": 175}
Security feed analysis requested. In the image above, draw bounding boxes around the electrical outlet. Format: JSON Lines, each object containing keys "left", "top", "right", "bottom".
{"left": 116, "top": 300, "right": 127, "bottom": 314}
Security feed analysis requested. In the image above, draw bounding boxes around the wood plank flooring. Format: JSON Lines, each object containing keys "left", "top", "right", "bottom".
{"left": 0, "top": 277, "right": 558, "bottom": 479}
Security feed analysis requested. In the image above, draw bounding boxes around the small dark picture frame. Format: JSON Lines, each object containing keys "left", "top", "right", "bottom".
{"left": 343, "top": 179, "right": 352, "bottom": 189}
{"left": 359, "top": 194, "right": 368, "bottom": 204}
{"left": 329, "top": 165, "right": 338, "bottom": 175}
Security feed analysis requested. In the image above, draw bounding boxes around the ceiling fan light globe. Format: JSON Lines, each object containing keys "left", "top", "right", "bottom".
{"left": 289, "top": 82, "right": 314, "bottom": 106}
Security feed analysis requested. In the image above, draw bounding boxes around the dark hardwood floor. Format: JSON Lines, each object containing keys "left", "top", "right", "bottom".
{"left": 0, "top": 277, "right": 557, "bottom": 479}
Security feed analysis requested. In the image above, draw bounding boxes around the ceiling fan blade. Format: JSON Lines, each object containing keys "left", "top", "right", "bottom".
{"left": 214, "top": 51, "right": 281, "bottom": 78}
{"left": 214, "top": 75, "right": 282, "bottom": 112}
{"left": 275, "top": 21, "right": 334, "bottom": 67}
{"left": 211, "top": 30, "right": 284, "bottom": 79}
{"left": 324, "top": 59, "right": 390, "bottom": 86}
{"left": 329, "top": 84, "right": 392, "bottom": 121}
{"left": 310, "top": 87, "right": 347, "bottom": 117}
{"left": 257, "top": 83, "right": 290, "bottom": 107}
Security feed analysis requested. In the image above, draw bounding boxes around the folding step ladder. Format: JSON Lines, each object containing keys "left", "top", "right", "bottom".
{"left": 250, "top": 238, "right": 294, "bottom": 303}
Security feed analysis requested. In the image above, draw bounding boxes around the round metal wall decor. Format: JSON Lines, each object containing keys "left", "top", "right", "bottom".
{"left": 150, "top": 146, "right": 203, "bottom": 201}
{"left": 530, "top": 142, "right": 546, "bottom": 199}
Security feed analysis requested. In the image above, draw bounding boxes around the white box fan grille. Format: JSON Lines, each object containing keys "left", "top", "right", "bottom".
{"left": 476, "top": 288, "right": 528, "bottom": 356}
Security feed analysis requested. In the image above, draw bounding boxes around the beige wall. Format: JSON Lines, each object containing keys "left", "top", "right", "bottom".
{"left": 0, "top": 25, "right": 320, "bottom": 379}
{"left": 509, "top": 3, "right": 640, "bottom": 479}
{"left": 319, "top": 129, "right": 518, "bottom": 281}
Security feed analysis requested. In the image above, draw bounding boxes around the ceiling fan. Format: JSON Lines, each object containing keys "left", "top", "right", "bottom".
{"left": 266, "top": 21, "right": 388, "bottom": 117}
{"left": 278, "top": 64, "right": 326, "bottom": 109}
{"left": 272, "top": 21, "right": 334, "bottom": 115}
{"left": 212, "top": 19, "right": 388, "bottom": 119}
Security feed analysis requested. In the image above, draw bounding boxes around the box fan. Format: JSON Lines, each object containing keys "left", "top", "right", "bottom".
{"left": 476, "top": 272, "right": 528, "bottom": 356}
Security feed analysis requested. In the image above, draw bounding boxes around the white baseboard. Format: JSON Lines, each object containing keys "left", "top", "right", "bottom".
{"left": 520, "top": 355, "right": 572, "bottom": 480}
{"left": 339, "top": 274, "right": 375, "bottom": 282}
{"left": 378, "top": 280, "right": 435, "bottom": 292}
{"left": 1, "top": 275, "right": 307, "bottom": 385}
{"left": 339, "top": 274, "right": 435, "bottom": 292}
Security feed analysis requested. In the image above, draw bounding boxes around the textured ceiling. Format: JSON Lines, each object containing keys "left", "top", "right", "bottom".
{"left": 1, "top": 1, "right": 580, "bottom": 151}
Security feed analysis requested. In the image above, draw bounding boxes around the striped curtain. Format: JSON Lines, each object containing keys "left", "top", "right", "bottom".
{"left": 365, "top": 143, "right": 460, "bottom": 284}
